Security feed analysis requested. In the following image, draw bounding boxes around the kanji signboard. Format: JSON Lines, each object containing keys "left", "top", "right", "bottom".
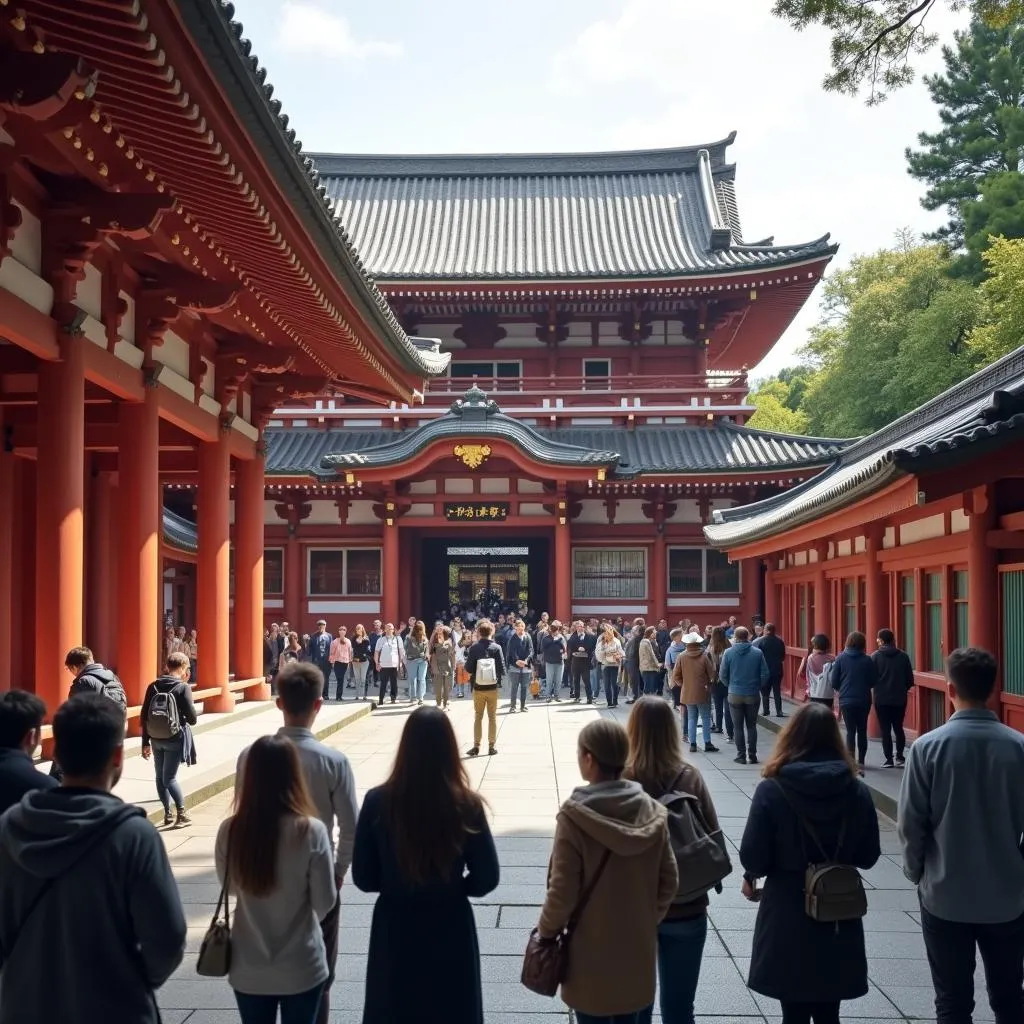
{"left": 444, "top": 503, "right": 510, "bottom": 521}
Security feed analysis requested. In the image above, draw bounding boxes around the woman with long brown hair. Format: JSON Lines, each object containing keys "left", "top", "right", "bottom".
{"left": 625, "top": 697, "right": 724, "bottom": 1024}
{"left": 353, "top": 707, "right": 499, "bottom": 1023}
{"left": 215, "top": 735, "right": 336, "bottom": 1024}
{"left": 739, "top": 702, "right": 880, "bottom": 1024}
{"left": 707, "top": 626, "right": 733, "bottom": 741}
{"left": 404, "top": 619, "right": 430, "bottom": 705}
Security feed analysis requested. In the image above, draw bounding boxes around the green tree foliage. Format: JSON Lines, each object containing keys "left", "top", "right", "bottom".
{"left": 748, "top": 241, "right": 985, "bottom": 438}
{"left": 906, "top": 19, "right": 1024, "bottom": 252}
{"left": 772, "top": 0, "right": 1022, "bottom": 103}
{"left": 747, "top": 375, "right": 811, "bottom": 434}
{"left": 969, "top": 235, "right": 1024, "bottom": 362}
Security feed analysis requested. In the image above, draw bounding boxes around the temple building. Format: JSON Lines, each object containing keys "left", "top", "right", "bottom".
{"left": 0, "top": 0, "right": 445, "bottom": 721}
{"left": 705, "top": 348, "right": 1024, "bottom": 735}
{"left": 229, "top": 140, "right": 845, "bottom": 629}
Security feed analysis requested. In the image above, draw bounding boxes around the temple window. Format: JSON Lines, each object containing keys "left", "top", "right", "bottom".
{"left": 668, "top": 547, "right": 739, "bottom": 594}
{"left": 899, "top": 574, "right": 917, "bottom": 669}
{"left": 264, "top": 549, "right": 284, "bottom": 595}
{"left": 572, "top": 548, "right": 646, "bottom": 600}
{"left": 308, "top": 548, "right": 382, "bottom": 596}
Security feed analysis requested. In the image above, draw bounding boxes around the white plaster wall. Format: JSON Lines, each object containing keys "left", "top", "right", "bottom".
{"left": 408, "top": 481, "right": 437, "bottom": 495}
{"left": 201, "top": 357, "right": 215, "bottom": 397}
{"left": 883, "top": 527, "right": 896, "bottom": 550}
{"left": 574, "top": 501, "right": 610, "bottom": 524}
{"left": 792, "top": 551, "right": 808, "bottom": 566}
{"left": 406, "top": 503, "right": 434, "bottom": 517}
{"left": 119, "top": 291, "right": 135, "bottom": 345}
{"left": 300, "top": 500, "right": 338, "bottom": 525}
{"left": 519, "top": 503, "right": 548, "bottom": 516}
{"left": 263, "top": 499, "right": 281, "bottom": 524}
{"left": 950, "top": 509, "right": 969, "bottom": 534}
{"left": 518, "top": 481, "right": 544, "bottom": 494}
{"left": 611, "top": 499, "right": 649, "bottom": 525}
{"left": 74, "top": 264, "right": 102, "bottom": 322}
{"left": 160, "top": 330, "right": 191, "bottom": 379}
{"left": 444, "top": 478, "right": 474, "bottom": 495}
{"left": 0, "top": 258, "right": 52, "bottom": 313}
{"left": 480, "top": 478, "right": 510, "bottom": 494}
{"left": 11, "top": 203, "right": 41, "bottom": 273}
{"left": 348, "top": 500, "right": 378, "bottom": 526}
{"left": 899, "top": 514, "right": 945, "bottom": 546}
{"left": 854, "top": 536, "right": 866, "bottom": 554}
{"left": 836, "top": 540, "right": 852, "bottom": 558}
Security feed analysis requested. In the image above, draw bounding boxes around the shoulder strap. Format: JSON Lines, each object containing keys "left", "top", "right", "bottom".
{"left": 772, "top": 779, "right": 847, "bottom": 862}
{"left": 565, "top": 848, "right": 612, "bottom": 936}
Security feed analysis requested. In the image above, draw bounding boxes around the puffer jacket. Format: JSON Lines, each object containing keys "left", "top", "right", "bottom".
{"left": 538, "top": 781, "right": 677, "bottom": 1017}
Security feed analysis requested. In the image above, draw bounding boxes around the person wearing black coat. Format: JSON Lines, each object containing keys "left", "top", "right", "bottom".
{"left": 831, "top": 632, "right": 879, "bottom": 768}
{"left": 0, "top": 691, "right": 57, "bottom": 815}
{"left": 753, "top": 623, "right": 787, "bottom": 717}
{"left": 870, "top": 630, "right": 915, "bottom": 767}
{"left": 740, "top": 703, "right": 881, "bottom": 1024}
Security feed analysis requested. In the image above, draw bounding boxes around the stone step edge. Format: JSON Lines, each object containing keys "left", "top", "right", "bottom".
{"left": 756, "top": 709, "right": 898, "bottom": 821}
{"left": 144, "top": 702, "right": 373, "bottom": 824}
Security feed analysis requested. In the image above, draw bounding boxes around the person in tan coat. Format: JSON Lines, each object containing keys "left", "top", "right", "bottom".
{"left": 536, "top": 719, "right": 678, "bottom": 1022}
{"left": 671, "top": 633, "right": 719, "bottom": 754}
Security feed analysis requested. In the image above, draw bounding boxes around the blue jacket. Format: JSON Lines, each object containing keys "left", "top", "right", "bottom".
{"left": 720, "top": 642, "right": 769, "bottom": 699}
{"left": 832, "top": 648, "right": 877, "bottom": 708}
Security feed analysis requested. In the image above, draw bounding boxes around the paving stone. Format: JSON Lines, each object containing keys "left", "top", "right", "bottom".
{"left": 751, "top": 981, "right": 903, "bottom": 1018}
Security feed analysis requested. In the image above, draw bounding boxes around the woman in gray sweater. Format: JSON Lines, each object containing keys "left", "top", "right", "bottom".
{"left": 215, "top": 736, "right": 336, "bottom": 1024}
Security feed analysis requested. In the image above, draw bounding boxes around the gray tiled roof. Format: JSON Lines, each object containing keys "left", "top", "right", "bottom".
{"left": 163, "top": 509, "right": 197, "bottom": 553}
{"left": 264, "top": 388, "right": 849, "bottom": 479}
{"left": 705, "top": 347, "right": 1024, "bottom": 549}
{"left": 170, "top": 0, "right": 448, "bottom": 380}
{"left": 311, "top": 140, "right": 836, "bottom": 281}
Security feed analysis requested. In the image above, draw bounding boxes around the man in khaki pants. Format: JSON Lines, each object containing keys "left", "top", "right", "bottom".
{"left": 464, "top": 619, "right": 506, "bottom": 758}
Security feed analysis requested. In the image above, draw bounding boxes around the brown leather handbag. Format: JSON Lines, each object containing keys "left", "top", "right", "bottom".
{"left": 521, "top": 849, "right": 611, "bottom": 997}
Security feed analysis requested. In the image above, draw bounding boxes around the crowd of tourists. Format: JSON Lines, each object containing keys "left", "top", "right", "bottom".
{"left": 0, "top": 640, "right": 1021, "bottom": 1024}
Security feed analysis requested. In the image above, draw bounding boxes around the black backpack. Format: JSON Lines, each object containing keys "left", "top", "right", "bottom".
{"left": 75, "top": 668, "right": 128, "bottom": 713}
{"left": 146, "top": 686, "right": 182, "bottom": 740}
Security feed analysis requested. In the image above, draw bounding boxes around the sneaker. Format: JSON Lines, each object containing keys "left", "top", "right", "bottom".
{"left": 488, "top": 746, "right": 498, "bottom": 756}
{"left": 508, "top": 707, "right": 517, "bottom": 714}
{"left": 624, "top": 699, "right": 635, "bottom": 705}
{"left": 734, "top": 754, "right": 747, "bottom": 765}
{"left": 775, "top": 712, "right": 786, "bottom": 718}
{"left": 726, "top": 734, "right": 735, "bottom": 743}
{"left": 390, "top": 698, "right": 397, "bottom": 704}
{"left": 467, "top": 746, "right": 480, "bottom": 758}
{"left": 417, "top": 699, "right": 424, "bottom": 706}
{"left": 704, "top": 743, "right": 719, "bottom": 753}
{"left": 175, "top": 810, "right": 192, "bottom": 828}
{"left": 162, "top": 811, "right": 173, "bottom": 827}
{"left": 586, "top": 699, "right": 595, "bottom": 705}
{"left": 553, "top": 696, "right": 562, "bottom": 703}
{"left": 881, "top": 759, "right": 895, "bottom": 768}
{"left": 520, "top": 706, "right": 527, "bottom": 712}
{"left": 895, "top": 755, "right": 906, "bottom": 767}
{"left": 690, "top": 743, "right": 699, "bottom": 752}
{"left": 747, "top": 754, "right": 759, "bottom": 765}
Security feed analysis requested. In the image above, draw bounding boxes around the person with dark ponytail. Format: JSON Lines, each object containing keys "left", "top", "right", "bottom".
{"left": 353, "top": 707, "right": 499, "bottom": 1023}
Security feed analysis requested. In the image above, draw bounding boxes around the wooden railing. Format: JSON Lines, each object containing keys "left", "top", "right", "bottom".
{"left": 426, "top": 372, "right": 749, "bottom": 397}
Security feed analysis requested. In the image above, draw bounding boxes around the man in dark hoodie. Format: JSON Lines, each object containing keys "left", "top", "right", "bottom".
{"left": 0, "top": 693, "right": 186, "bottom": 1024}
{"left": 0, "top": 690, "right": 57, "bottom": 814}
{"left": 141, "top": 651, "right": 198, "bottom": 827}
{"left": 871, "top": 628, "right": 915, "bottom": 767}
{"left": 752, "top": 622, "right": 787, "bottom": 717}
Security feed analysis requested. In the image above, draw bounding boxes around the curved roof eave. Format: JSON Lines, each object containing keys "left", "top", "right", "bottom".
{"left": 176, "top": 0, "right": 449, "bottom": 383}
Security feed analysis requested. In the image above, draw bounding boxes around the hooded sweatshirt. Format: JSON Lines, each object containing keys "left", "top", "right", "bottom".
{"left": 832, "top": 647, "right": 878, "bottom": 708}
{"left": 538, "top": 780, "right": 678, "bottom": 1016}
{"left": 664, "top": 639, "right": 687, "bottom": 675}
{"left": 871, "top": 644, "right": 915, "bottom": 706}
{"left": 719, "top": 641, "right": 769, "bottom": 699}
{"left": 0, "top": 788, "right": 186, "bottom": 1024}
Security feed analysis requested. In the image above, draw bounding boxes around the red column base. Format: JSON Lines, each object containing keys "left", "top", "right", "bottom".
{"left": 202, "top": 689, "right": 237, "bottom": 714}
{"left": 245, "top": 681, "right": 272, "bottom": 702}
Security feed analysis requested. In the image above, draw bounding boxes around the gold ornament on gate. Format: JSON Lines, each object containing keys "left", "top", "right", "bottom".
{"left": 453, "top": 444, "right": 491, "bottom": 469}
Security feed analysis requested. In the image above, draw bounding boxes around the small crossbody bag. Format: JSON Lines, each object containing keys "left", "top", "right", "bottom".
{"left": 197, "top": 846, "right": 232, "bottom": 976}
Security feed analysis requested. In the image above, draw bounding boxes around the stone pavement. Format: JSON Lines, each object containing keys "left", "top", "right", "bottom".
{"left": 155, "top": 693, "right": 967, "bottom": 1024}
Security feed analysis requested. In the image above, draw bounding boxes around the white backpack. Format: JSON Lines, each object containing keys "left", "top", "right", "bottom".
{"left": 475, "top": 658, "right": 497, "bottom": 686}
{"left": 807, "top": 660, "right": 835, "bottom": 700}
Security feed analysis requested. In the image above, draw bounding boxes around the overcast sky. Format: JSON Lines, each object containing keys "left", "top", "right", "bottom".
{"left": 236, "top": 0, "right": 965, "bottom": 378}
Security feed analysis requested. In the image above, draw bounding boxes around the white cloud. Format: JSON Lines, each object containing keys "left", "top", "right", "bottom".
{"left": 546, "top": 0, "right": 968, "bottom": 374}
{"left": 278, "top": 1, "right": 403, "bottom": 60}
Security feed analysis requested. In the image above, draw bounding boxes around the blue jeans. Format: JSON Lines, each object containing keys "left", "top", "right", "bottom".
{"left": 545, "top": 662, "right": 563, "bottom": 699}
{"left": 642, "top": 670, "right": 661, "bottom": 694}
{"left": 408, "top": 658, "right": 428, "bottom": 700}
{"left": 234, "top": 984, "right": 324, "bottom": 1024}
{"left": 603, "top": 665, "right": 620, "bottom": 705}
{"left": 508, "top": 668, "right": 531, "bottom": 708}
{"left": 657, "top": 916, "right": 708, "bottom": 1024}
{"left": 590, "top": 665, "right": 601, "bottom": 698}
{"left": 151, "top": 737, "right": 185, "bottom": 813}
{"left": 576, "top": 1009, "right": 654, "bottom": 1024}
{"left": 686, "top": 703, "right": 712, "bottom": 747}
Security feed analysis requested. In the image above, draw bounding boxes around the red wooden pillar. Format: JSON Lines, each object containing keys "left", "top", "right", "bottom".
{"left": 87, "top": 469, "right": 117, "bottom": 669}
{"left": 763, "top": 558, "right": 779, "bottom": 627}
{"left": 235, "top": 451, "right": 269, "bottom": 698}
{"left": 284, "top": 533, "right": 302, "bottom": 631}
{"left": 650, "top": 533, "right": 666, "bottom": 623}
{"left": 813, "top": 544, "right": 831, "bottom": 644}
{"left": 0, "top": 438, "right": 13, "bottom": 692}
{"left": 15, "top": 460, "right": 36, "bottom": 690}
{"left": 741, "top": 557, "right": 762, "bottom": 623}
{"left": 117, "top": 391, "right": 161, "bottom": 706}
{"left": 966, "top": 487, "right": 997, "bottom": 655}
{"left": 864, "top": 527, "right": 887, "bottom": 643}
{"left": 35, "top": 336, "right": 85, "bottom": 712}
{"left": 197, "top": 433, "right": 235, "bottom": 713}
{"left": 553, "top": 520, "right": 571, "bottom": 621}
{"left": 382, "top": 523, "right": 399, "bottom": 626}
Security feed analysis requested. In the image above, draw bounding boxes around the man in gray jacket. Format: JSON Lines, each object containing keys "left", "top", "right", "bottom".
{"left": 898, "top": 647, "right": 1024, "bottom": 1024}
{"left": 0, "top": 693, "right": 186, "bottom": 1024}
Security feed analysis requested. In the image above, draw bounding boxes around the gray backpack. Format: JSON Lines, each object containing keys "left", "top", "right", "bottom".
{"left": 659, "top": 772, "right": 732, "bottom": 903}
{"left": 146, "top": 687, "right": 182, "bottom": 740}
